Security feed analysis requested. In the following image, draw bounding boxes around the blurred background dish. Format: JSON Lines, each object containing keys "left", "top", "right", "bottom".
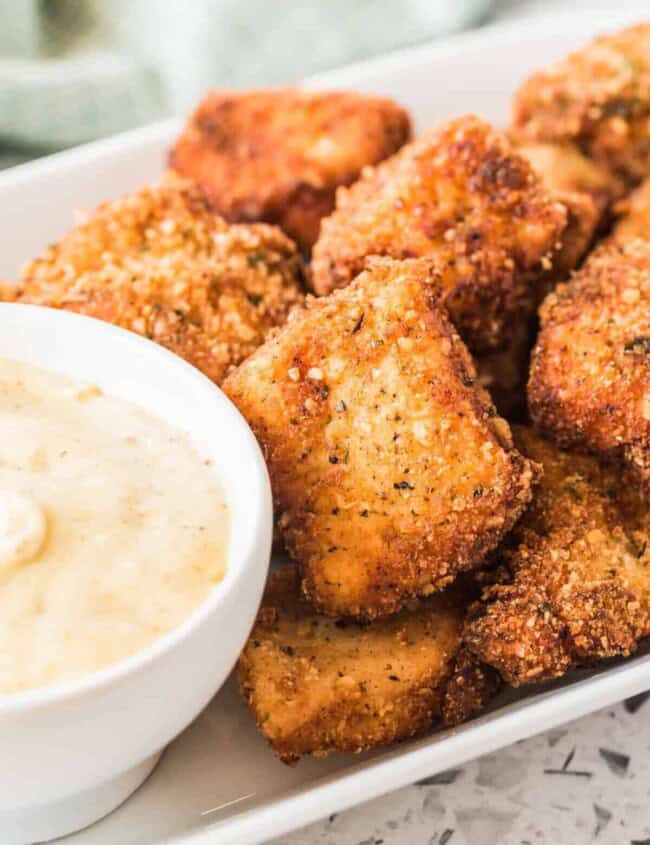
{"left": 0, "top": 0, "right": 492, "bottom": 158}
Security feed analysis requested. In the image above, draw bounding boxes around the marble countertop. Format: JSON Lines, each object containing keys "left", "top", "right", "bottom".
{"left": 275, "top": 693, "right": 650, "bottom": 845}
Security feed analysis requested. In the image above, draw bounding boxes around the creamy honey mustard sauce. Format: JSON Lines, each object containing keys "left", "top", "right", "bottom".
{"left": 0, "top": 359, "right": 228, "bottom": 694}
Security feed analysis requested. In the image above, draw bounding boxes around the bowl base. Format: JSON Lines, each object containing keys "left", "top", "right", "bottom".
{"left": 3, "top": 751, "right": 162, "bottom": 844}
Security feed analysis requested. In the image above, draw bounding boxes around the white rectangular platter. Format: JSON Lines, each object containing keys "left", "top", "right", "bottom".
{"left": 1, "top": 7, "right": 649, "bottom": 844}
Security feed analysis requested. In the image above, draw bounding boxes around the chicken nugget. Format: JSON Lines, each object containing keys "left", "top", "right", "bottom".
{"left": 238, "top": 564, "right": 498, "bottom": 762}
{"left": 529, "top": 237, "right": 650, "bottom": 494}
{"left": 224, "top": 257, "right": 536, "bottom": 618}
{"left": 311, "top": 115, "right": 567, "bottom": 354}
{"left": 512, "top": 23, "right": 650, "bottom": 186}
{"left": 170, "top": 89, "right": 411, "bottom": 253}
{"left": 464, "top": 427, "right": 650, "bottom": 686}
{"left": 517, "top": 142, "right": 625, "bottom": 276}
{"left": 18, "top": 177, "right": 304, "bottom": 384}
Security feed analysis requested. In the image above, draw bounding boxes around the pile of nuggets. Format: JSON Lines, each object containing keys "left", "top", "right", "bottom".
{"left": 8, "top": 22, "right": 650, "bottom": 763}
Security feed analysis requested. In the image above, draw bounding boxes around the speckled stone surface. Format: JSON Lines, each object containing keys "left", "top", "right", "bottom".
{"left": 274, "top": 693, "right": 650, "bottom": 844}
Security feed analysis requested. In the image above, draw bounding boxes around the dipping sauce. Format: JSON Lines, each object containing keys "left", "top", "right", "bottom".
{"left": 0, "top": 359, "right": 228, "bottom": 694}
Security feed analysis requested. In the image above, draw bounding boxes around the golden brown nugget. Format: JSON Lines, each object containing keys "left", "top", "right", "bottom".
{"left": 517, "top": 142, "right": 625, "bottom": 275}
{"left": 18, "top": 178, "right": 304, "bottom": 384}
{"left": 238, "top": 565, "right": 498, "bottom": 761}
{"left": 464, "top": 428, "right": 650, "bottom": 686}
{"left": 224, "top": 258, "right": 536, "bottom": 618}
{"left": 170, "top": 89, "right": 411, "bottom": 253}
{"left": 512, "top": 24, "right": 650, "bottom": 185}
{"left": 529, "top": 237, "right": 650, "bottom": 494}
{"left": 311, "top": 115, "right": 567, "bottom": 354}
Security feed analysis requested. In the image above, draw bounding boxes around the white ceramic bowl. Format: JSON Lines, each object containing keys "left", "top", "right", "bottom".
{"left": 0, "top": 303, "right": 273, "bottom": 844}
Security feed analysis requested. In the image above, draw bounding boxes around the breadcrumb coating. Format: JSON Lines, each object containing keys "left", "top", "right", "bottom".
{"left": 464, "top": 428, "right": 650, "bottom": 686}
{"left": 517, "top": 141, "right": 624, "bottom": 217}
{"left": 529, "top": 236, "right": 650, "bottom": 494}
{"left": 238, "top": 565, "right": 497, "bottom": 762}
{"left": 311, "top": 115, "right": 567, "bottom": 354}
{"left": 440, "top": 646, "right": 501, "bottom": 728}
{"left": 517, "top": 141, "right": 624, "bottom": 277}
{"left": 512, "top": 23, "right": 650, "bottom": 185}
{"left": 170, "top": 89, "right": 411, "bottom": 253}
{"left": 17, "top": 177, "right": 305, "bottom": 384}
{"left": 224, "top": 257, "right": 536, "bottom": 618}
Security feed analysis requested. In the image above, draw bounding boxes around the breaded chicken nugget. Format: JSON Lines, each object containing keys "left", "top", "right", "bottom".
{"left": 517, "top": 142, "right": 625, "bottom": 276}
{"left": 238, "top": 564, "right": 498, "bottom": 761}
{"left": 170, "top": 89, "right": 411, "bottom": 253}
{"left": 311, "top": 115, "right": 567, "bottom": 354}
{"left": 18, "top": 177, "right": 304, "bottom": 384}
{"left": 224, "top": 257, "right": 536, "bottom": 618}
{"left": 464, "top": 428, "right": 650, "bottom": 686}
{"left": 529, "top": 237, "right": 650, "bottom": 494}
{"left": 512, "top": 23, "right": 650, "bottom": 185}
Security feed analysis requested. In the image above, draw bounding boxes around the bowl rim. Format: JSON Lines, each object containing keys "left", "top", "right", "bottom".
{"left": 0, "top": 303, "right": 273, "bottom": 714}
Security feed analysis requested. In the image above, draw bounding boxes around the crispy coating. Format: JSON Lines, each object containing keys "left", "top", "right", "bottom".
{"left": 440, "top": 646, "right": 501, "bottom": 728}
{"left": 529, "top": 237, "right": 650, "bottom": 494}
{"left": 517, "top": 142, "right": 625, "bottom": 276}
{"left": 170, "top": 89, "right": 411, "bottom": 253}
{"left": 512, "top": 24, "right": 650, "bottom": 185}
{"left": 238, "top": 564, "right": 496, "bottom": 762}
{"left": 311, "top": 115, "right": 567, "bottom": 354}
{"left": 464, "top": 428, "right": 650, "bottom": 686}
{"left": 517, "top": 142, "right": 624, "bottom": 218}
{"left": 224, "top": 257, "right": 536, "bottom": 618}
{"left": 17, "top": 177, "right": 304, "bottom": 384}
